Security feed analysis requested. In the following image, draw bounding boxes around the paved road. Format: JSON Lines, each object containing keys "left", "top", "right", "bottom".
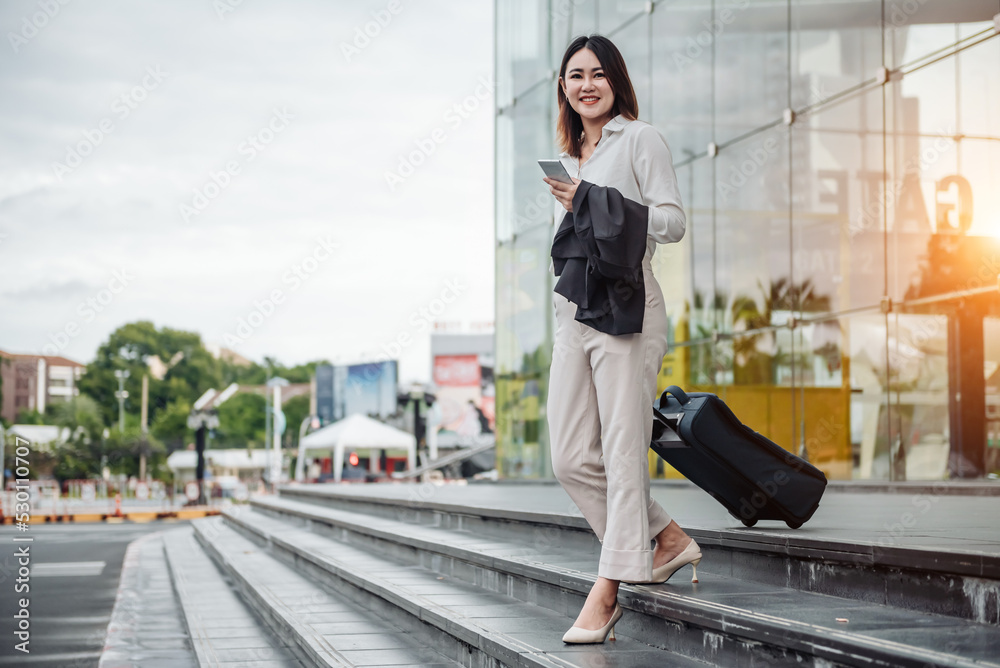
{"left": 0, "top": 521, "right": 173, "bottom": 667}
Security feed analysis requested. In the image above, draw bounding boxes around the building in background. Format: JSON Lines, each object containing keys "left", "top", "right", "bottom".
{"left": 430, "top": 331, "right": 495, "bottom": 448}
{"left": 495, "top": 0, "right": 1000, "bottom": 481}
{"left": 0, "top": 349, "right": 85, "bottom": 422}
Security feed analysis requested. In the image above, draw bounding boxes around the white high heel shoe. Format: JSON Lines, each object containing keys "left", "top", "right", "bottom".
{"left": 562, "top": 603, "right": 623, "bottom": 644}
{"left": 649, "top": 538, "right": 702, "bottom": 583}
{"left": 622, "top": 538, "right": 703, "bottom": 585}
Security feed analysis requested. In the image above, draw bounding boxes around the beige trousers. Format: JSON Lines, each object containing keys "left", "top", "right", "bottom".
{"left": 547, "top": 268, "right": 673, "bottom": 582}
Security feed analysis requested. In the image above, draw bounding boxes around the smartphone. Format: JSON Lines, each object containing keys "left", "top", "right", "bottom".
{"left": 538, "top": 159, "right": 574, "bottom": 185}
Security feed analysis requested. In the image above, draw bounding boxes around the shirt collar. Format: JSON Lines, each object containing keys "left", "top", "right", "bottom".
{"left": 558, "top": 114, "right": 629, "bottom": 157}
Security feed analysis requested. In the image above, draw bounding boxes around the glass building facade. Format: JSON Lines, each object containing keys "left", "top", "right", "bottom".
{"left": 494, "top": 0, "right": 1000, "bottom": 481}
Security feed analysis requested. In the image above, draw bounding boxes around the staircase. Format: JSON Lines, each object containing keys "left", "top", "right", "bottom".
{"left": 158, "top": 483, "right": 1000, "bottom": 667}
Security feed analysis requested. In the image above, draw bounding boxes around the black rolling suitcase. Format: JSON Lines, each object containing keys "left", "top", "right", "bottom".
{"left": 650, "top": 386, "right": 827, "bottom": 528}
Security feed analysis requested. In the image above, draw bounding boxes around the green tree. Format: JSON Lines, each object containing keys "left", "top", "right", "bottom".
{"left": 78, "top": 321, "right": 222, "bottom": 442}
{"left": 281, "top": 393, "right": 311, "bottom": 448}
{"left": 103, "top": 425, "right": 167, "bottom": 478}
{"left": 14, "top": 408, "right": 47, "bottom": 425}
{"left": 48, "top": 395, "right": 107, "bottom": 482}
{"left": 214, "top": 392, "right": 267, "bottom": 448}
{"left": 151, "top": 399, "right": 192, "bottom": 452}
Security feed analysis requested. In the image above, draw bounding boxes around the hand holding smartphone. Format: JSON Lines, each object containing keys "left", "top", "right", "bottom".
{"left": 538, "top": 159, "right": 574, "bottom": 184}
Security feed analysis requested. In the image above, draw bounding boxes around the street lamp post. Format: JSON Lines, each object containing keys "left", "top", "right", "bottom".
{"left": 114, "top": 369, "right": 130, "bottom": 432}
{"left": 266, "top": 377, "right": 289, "bottom": 491}
{"left": 186, "top": 383, "right": 238, "bottom": 505}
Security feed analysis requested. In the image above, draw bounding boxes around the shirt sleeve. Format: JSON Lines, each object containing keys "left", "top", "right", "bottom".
{"left": 633, "top": 124, "right": 686, "bottom": 244}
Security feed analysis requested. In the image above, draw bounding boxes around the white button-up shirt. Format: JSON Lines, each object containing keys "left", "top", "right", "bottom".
{"left": 548, "top": 114, "right": 686, "bottom": 275}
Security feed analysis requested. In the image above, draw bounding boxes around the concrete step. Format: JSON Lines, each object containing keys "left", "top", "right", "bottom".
{"left": 99, "top": 532, "right": 200, "bottom": 668}
{"left": 277, "top": 484, "right": 1000, "bottom": 624}
{"left": 244, "top": 494, "right": 1000, "bottom": 668}
{"left": 206, "top": 510, "right": 715, "bottom": 668}
{"left": 161, "top": 526, "right": 306, "bottom": 667}
{"left": 189, "top": 517, "right": 470, "bottom": 668}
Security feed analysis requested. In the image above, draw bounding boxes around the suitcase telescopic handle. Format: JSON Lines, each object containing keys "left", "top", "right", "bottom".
{"left": 660, "top": 385, "right": 691, "bottom": 408}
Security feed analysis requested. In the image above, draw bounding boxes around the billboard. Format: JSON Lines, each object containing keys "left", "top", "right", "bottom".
{"left": 315, "top": 360, "right": 398, "bottom": 424}
{"left": 433, "top": 352, "right": 495, "bottom": 442}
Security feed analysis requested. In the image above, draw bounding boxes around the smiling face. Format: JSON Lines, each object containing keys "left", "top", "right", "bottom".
{"left": 560, "top": 47, "right": 615, "bottom": 126}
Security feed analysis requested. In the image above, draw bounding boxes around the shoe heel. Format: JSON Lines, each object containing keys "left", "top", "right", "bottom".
{"left": 691, "top": 557, "right": 701, "bottom": 583}
{"left": 609, "top": 625, "right": 616, "bottom": 641}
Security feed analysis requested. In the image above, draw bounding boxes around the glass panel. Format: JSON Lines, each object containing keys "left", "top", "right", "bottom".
{"left": 613, "top": 12, "right": 651, "bottom": 120}
{"left": 550, "top": 0, "right": 599, "bottom": 69}
{"left": 886, "top": 54, "right": 959, "bottom": 304}
{"left": 714, "top": 0, "right": 789, "bottom": 144}
{"left": 884, "top": 0, "right": 996, "bottom": 70}
{"left": 496, "top": 0, "right": 551, "bottom": 105}
{"left": 495, "top": 223, "right": 555, "bottom": 480}
{"left": 790, "top": 0, "right": 882, "bottom": 110}
{"left": 599, "top": 0, "right": 646, "bottom": 33}
{"left": 792, "top": 318, "right": 854, "bottom": 480}
{"left": 513, "top": 84, "right": 555, "bottom": 242}
{"left": 683, "top": 158, "right": 718, "bottom": 350}
{"left": 717, "top": 334, "right": 797, "bottom": 454}
{"left": 651, "top": 0, "right": 713, "bottom": 159}
{"left": 496, "top": 109, "right": 514, "bottom": 242}
{"left": 886, "top": 311, "right": 951, "bottom": 480}
{"left": 714, "top": 127, "right": 792, "bottom": 378}
{"left": 846, "top": 313, "right": 892, "bottom": 479}
{"left": 792, "top": 86, "right": 886, "bottom": 314}
{"left": 958, "top": 35, "right": 1000, "bottom": 141}
{"left": 652, "top": 158, "right": 696, "bottom": 376}
{"left": 570, "top": 0, "right": 599, "bottom": 39}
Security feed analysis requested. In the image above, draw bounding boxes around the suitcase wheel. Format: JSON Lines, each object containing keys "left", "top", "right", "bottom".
{"left": 741, "top": 518, "right": 757, "bottom": 528}
{"left": 785, "top": 520, "right": 802, "bottom": 529}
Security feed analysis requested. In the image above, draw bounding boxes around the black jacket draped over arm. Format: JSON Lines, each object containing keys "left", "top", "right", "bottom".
{"left": 550, "top": 180, "right": 649, "bottom": 335}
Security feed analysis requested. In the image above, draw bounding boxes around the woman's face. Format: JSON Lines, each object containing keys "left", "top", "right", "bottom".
{"left": 560, "top": 47, "right": 615, "bottom": 125}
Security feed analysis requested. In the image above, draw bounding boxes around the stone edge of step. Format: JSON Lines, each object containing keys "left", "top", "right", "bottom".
{"left": 277, "top": 487, "right": 999, "bottom": 580}
{"left": 248, "top": 497, "right": 996, "bottom": 668}
{"left": 161, "top": 525, "right": 309, "bottom": 668}
{"left": 189, "top": 517, "right": 369, "bottom": 668}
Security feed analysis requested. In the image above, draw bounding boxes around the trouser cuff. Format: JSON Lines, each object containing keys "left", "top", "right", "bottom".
{"left": 598, "top": 546, "right": 653, "bottom": 582}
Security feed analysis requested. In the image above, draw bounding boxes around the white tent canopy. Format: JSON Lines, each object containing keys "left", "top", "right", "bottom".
{"left": 295, "top": 413, "right": 416, "bottom": 483}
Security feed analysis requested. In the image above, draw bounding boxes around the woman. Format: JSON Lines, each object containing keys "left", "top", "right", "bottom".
{"left": 544, "top": 34, "right": 702, "bottom": 645}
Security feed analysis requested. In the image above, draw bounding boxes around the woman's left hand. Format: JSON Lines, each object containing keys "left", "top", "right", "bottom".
{"left": 544, "top": 176, "right": 580, "bottom": 212}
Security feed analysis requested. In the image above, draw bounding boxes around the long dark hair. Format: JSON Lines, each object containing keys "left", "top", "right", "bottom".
{"left": 556, "top": 34, "right": 638, "bottom": 158}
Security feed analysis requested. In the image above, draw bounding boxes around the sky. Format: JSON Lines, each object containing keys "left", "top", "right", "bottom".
{"left": 0, "top": 0, "right": 495, "bottom": 385}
